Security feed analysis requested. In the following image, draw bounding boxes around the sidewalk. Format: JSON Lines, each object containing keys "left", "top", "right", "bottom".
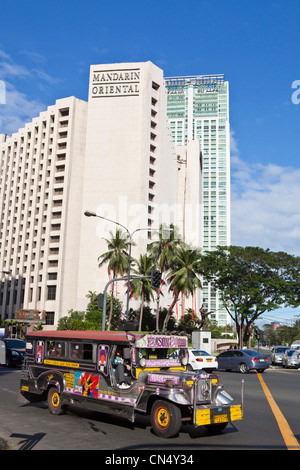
{"left": 0, "top": 425, "right": 21, "bottom": 450}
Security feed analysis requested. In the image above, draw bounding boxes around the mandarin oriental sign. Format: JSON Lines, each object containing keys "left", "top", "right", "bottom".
{"left": 91, "top": 68, "right": 140, "bottom": 98}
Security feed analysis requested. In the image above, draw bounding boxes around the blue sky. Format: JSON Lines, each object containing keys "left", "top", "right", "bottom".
{"left": 0, "top": 0, "right": 299, "bottom": 325}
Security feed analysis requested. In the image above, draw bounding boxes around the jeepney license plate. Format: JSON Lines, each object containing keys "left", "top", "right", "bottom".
{"left": 214, "top": 414, "right": 228, "bottom": 423}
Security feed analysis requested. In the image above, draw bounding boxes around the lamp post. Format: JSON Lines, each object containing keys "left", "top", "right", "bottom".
{"left": 84, "top": 210, "right": 170, "bottom": 324}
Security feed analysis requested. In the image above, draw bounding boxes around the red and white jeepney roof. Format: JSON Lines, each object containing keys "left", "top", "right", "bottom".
{"left": 26, "top": 330, "right": 143, "bottom": 343}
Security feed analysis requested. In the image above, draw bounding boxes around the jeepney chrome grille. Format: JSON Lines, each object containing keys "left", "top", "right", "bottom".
{"left": 197, "top": 378, "right": 212, "bottom": 403}
{"left": 21, "top": 356, "right": 30, "bottom": 379}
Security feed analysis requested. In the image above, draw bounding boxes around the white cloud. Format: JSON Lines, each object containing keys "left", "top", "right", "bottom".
{"left": 0, "top": 47, "right": 60, "bottom": 135}
{"left": 231, "top": 132, "right": 300, "bottom": 255}
{"left": 0, "top": 82, "right": 44, "bottom": 135}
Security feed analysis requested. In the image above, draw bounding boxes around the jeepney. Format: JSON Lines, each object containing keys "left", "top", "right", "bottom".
{"left": 20, "top": 330, "right": 243, "bottom": 438}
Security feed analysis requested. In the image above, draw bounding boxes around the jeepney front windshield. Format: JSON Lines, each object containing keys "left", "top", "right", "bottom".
{"left": 137, "top": 347, "right": 187, "bottom": 368}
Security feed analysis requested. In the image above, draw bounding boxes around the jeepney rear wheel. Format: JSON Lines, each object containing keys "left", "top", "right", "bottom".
{"left": 47, "top": 387, "right": 65, "bottom": 415}
{"left": 150, "top": 400, "right": 181, "bottom": 438}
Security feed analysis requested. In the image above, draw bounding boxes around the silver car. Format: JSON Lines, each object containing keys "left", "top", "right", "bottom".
{"left": 282, "top": 349, "right": 300, "bottom": 369}
{"left": 271, "top": 346, "right": 289, "bottom": 365}
{"left": 217, "top": 349, "right": 269, "bottom": 373}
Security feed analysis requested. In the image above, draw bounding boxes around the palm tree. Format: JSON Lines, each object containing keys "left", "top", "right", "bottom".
{"left": 130, "top": 254, "right": 155, "bottom": 331}
{"left": 162, "top": 245, "right": 202, "bottom": 332}
{"left": 148, "top": 224, "right": 181, "bottom": 272}
{"left": 148, "top": 224, "right": 182, "bottom": 329}
{"left": 98, "top": 229, "right": 129, "bottom": 330}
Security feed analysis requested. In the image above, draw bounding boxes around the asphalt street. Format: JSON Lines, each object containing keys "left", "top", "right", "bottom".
{"left": 0, "top": 363, "right": 299, "bottom": 452}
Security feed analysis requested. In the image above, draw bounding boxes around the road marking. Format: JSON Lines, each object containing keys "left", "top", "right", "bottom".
{"left": 257, "top": 373, "right": 300, "bottom": 450}
{"left": 0, "top": 386, "right": 18, "bottom": 395}
{"left": 268, "top": 368, "right": 300, "bottom": 375}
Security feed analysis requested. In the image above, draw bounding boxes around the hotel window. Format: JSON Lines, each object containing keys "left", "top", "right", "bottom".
{"left": 47, "top": 285, "right": 56, "bottom": 300}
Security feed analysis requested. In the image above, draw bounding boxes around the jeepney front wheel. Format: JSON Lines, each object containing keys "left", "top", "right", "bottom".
{"left": 47, "top": 387, "right": 65, "bottom": 415}
{"left": 150, "top": 400, "right": 181, "bottom": 438}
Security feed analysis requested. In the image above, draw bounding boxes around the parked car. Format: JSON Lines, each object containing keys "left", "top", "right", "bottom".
{"left": 271, "top": 346, "right": 289, "bottom": 365}
{"left": 186, "top": 349, "right": 218, "bottom": 371}
{"left": 0, "top": 338, "right": 26, "bottom": 367}
{"left": 217, "top": 349, "right": 269, "bottom": 374}
{"left": 282, "top": 349, "right": 300, "bottom": 369}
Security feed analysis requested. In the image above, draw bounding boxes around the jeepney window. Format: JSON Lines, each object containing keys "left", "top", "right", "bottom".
{"left": 25, "top": 341, "right": 33, "bottom": 355}
{"left": 46, "top": 341, "right": 65, "bottom": 358}
{"left": 70, "top": 343, "right": 93, "bottom": 361}
{"left": 137, "top": 348, "right": 187, "bottom": 365}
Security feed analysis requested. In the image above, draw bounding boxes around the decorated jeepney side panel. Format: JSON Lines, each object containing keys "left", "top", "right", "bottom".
{"left": 97, "top": 345, "right": 110, "bottom": 375}
{"left": 67, "top": 371, "right": 100, "bottom": 398}
{"left": 36, "top": 340, "right": 44, "bottom": 364}
{"left": 135, "top": 334, "right": 188, "bottom": 350}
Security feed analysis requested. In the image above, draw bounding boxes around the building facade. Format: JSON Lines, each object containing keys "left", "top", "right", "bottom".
{"left": 0, "top": 62, "right": 178, "bottom": 326}
{"left": 0, "top": 63, "right": 230, "bottom": 328}
{"left": 166, "top": 75, "right": 231, "bottom": 326}
{"left": 0, "top": 97, "right": 88, "bottom": 325}
{"left": 76, "top": 61, "right": 177, "bottom": 312}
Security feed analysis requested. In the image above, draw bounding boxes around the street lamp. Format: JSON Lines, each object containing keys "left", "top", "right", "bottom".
{"left": 84, "top": 210, "right": 172, "bottom": 324}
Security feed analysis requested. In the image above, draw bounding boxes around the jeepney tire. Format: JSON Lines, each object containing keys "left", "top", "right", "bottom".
{"left": 150, "top": 400, "right": 181, "bottom": 438}
{"left": 47, "top": 387, "right": 65, "bottom": 415}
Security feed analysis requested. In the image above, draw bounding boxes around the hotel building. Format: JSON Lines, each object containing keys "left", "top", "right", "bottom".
{"left": 0, "top": 62, "right": 229, "bottom": 327}
{"left": 0, "top": 97, "right": 88, "bottom": 325}
{"left": 166, "top": 75, "right": 231, "bottom": 326}
{"left": 0, "top": 62, "right": 178, "bottom": 326}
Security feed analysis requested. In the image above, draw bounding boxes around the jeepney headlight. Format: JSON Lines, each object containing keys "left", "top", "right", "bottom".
{"left": 140, "top": 358, "right": 146, "bottom": 367}
{"left": 181, "top": 356, "right": 188, "bottom": 366}
{"left": 165, "top": 379, "right": 174, "bottom": 388}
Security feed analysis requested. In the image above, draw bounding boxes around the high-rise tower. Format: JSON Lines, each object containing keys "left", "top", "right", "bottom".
{"left": 166, "top": 74, "right": 230, "bottom": 326}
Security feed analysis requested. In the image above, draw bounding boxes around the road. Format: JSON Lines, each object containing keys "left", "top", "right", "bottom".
{"left": 0, "top": 364, "right": 300, "bottom": 452}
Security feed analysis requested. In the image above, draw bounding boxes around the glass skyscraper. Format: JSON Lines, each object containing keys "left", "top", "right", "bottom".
{"left": 166, "top": 74, "right": 230, "bottom": 326}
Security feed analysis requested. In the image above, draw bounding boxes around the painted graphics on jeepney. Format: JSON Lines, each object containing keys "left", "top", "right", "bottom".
{"left": 148, "top": 373, "right": 180, "bottom": 385}
{"left": 135, "top": 335, "right": 188, "bottom": 349}
{"left": 64, "top": 371, "right": 99, "bottom": 397}
{"left": 36, "top": 341, "right": 44, "bottom": 363}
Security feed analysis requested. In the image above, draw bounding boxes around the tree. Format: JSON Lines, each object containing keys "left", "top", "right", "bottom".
{"left": 57, "top": 310, "right": 85, "bottom": 330}
{"left": 262, "top": 322, "right": 300, "bottom": 346}
{"left": 98, "top": 229, "right": 130, "bottom": 330}
{"left": 200, "top": 246, "right": 300, "bottom": 346}
{"left": 85, "top": 291, "right": 103, "bottom": 327}
{"left": 130, "top": 254, "right": 155, "bottom": 331}
{"left": 163, "top": 245, "right": 202, "bottom": 332}
{"left": 147, "top": 224, "right": 182, "bottom": 330}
